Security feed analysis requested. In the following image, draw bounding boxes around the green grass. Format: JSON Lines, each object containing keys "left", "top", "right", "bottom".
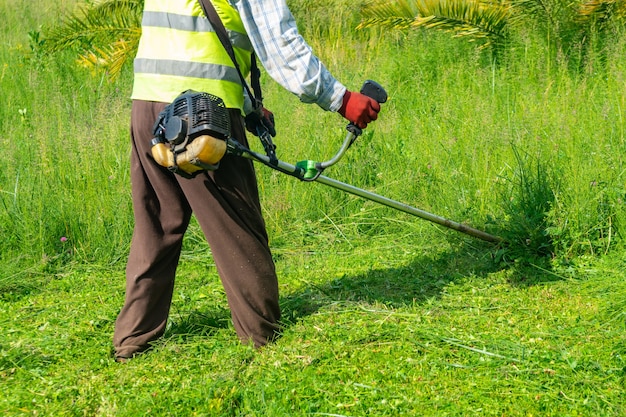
{"left": 2, "top": 240, "right": 625, "bottom": 415}
{"left": 2, "top": 0, "right": 626, "bottom": 415}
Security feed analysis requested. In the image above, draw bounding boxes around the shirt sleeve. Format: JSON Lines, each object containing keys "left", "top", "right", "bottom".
{"left": 231, "top": 0, "right": 347, "bottom": 112}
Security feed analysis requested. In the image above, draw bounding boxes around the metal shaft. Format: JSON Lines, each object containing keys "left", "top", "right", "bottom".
{"left": 232, "top": 141, "right": 503, "bottom": 244}
{"left": 315, "top": 175, "right": 503, "bottom": 243}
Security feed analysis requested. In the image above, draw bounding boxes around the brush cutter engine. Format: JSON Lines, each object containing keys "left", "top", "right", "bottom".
{"left": 151, "top": 90, "right": 231, "bottom": 178}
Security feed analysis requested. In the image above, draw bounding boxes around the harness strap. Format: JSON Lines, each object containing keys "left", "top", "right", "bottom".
{"left": 197, "top": 0, "right": 263, "bottom": 109}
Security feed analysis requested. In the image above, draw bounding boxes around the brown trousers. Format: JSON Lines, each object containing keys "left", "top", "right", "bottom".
{"left": 113, "top": 100, "right": 281, "bottom": 357}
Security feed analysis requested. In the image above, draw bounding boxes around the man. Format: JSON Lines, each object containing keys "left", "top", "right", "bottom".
{"left": 113, "top": 0, "right": 380, "bottom": 361}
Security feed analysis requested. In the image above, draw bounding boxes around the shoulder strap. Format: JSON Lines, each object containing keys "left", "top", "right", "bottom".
{"left": 197, "top": 0, "right": 263, "bottom": 108}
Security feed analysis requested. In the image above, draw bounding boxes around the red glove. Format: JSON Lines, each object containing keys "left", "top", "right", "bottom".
{"left": 338, "top": 90, "right": 381, "bottom": 129}
{"left": 245, "top": 107, "right": 276, "bottom": 137}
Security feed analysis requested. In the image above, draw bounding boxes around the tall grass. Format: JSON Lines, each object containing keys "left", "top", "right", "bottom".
{"left": 1, "top": 0, "right": 626, "bottom": 279}
{"left": 0, "top": 0, "right": 133, "bottom": 286}
{"left": 258, "top": 16, "right": 626, "bottom": 262}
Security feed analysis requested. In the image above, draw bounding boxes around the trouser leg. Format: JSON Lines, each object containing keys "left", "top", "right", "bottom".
{"left": 113, "top": 101, "right": 281, "bottom": 357}
{"left": 179, "top": 109, "right": 281, "bottom": 348}
{"left": 113, "top": 100, "right": 192, "bottom": 357}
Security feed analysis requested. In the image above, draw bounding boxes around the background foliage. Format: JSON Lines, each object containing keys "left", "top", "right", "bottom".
{"left": 1, "top": 0, "right": 625, "bottom": 278}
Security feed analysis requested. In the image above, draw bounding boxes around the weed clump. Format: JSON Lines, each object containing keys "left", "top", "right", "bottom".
{"left": 494, "top": 146, "right": 557, "bottom": 263}
{"left": 493, "top": 144, "right": 622, "bottom": 265}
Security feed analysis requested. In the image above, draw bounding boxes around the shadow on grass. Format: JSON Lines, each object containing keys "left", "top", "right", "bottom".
{"left": 164, "top": 308, "right": 232, "bottom": 341}
{"left": 0, "top": 257, "right": 82, "bottom": 302}
{"left": 120, "top": 242, "right": 564, "bottom": 342}
{"left": 279, "top": 241, "right": 563, "bottom": 325}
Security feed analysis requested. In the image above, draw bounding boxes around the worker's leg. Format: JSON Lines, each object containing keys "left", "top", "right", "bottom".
{"left": 113, "top": 100, "right": 192, "bottom": 359}
{"left": 178, "top": 109, "right": 281, "bottom": 347}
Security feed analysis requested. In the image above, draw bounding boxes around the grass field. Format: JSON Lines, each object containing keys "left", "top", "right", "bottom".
{"left": 1, "top": 0, "right": 626, "bottom": 415}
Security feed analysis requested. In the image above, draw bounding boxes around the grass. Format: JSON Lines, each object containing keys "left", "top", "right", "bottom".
{"left": 2, "top": 0, "right": 626, "bottom": 415}
{"left": 2, "top": 239, "right": 625, "bottom": 415}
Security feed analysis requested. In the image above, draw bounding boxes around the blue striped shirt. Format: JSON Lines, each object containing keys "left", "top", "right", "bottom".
{"left": 231, "top": 0, "right": 347, "bottom": 112}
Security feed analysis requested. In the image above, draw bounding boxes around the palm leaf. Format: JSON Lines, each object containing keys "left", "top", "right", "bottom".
{"left": 413, "top": 0, "right": 512, "bottom": 47}
{"left": 578, "top": 0, "right": 626, "bottom": 24}
{"left": 76, "top": 36, "right": 140, "bottom": 79}
{"left": 42, "top": 0, "right": 142, "bottom": 79}
{"left": 359, "top": 0, "right": 512, "bottom": 52}
{"left": 358, "top": 0, "right": 422, "bottom": 29}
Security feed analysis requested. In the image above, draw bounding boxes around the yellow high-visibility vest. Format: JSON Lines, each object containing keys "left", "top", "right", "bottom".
{"left": 131, "top": 0, "right": 252, "bottom": 111}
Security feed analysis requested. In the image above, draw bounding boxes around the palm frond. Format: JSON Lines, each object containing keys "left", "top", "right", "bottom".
{"left": 76, "top": 34, "right": 141, "bottom": 79}
{"left": 360, "top": 0, "right": 512, "bottom": 51}
{"left": 578, "top": 0, "right": 626, "bottom": 24}
{"left": 414, "top": 0, "right": 512, "bottom": 48}
{"left": 358, "top": 0, "right": 422, "bottom": 29}
{"left": 42, "top": 0, "right": 142, "bottom": 79}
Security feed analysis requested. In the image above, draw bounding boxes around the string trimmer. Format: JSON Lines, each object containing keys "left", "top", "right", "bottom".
{"left": 149, "top": 80, "right": 502, "bottom": 244}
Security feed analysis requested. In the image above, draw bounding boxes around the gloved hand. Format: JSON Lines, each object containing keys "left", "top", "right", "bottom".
{"left": 338, "top": 90, "right": 381, "bottom": 129}
{"left": 245, "top": 107, "right": 276, "bottom": 137}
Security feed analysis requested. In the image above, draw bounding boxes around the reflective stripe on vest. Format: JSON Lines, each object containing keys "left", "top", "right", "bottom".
{"left": 131, "top": 0, "right": 252, "bottom": 110}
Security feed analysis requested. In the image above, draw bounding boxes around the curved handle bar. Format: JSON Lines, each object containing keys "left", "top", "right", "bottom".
{"left": 315, "top": 80, "right": 388, "bottom": 171}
